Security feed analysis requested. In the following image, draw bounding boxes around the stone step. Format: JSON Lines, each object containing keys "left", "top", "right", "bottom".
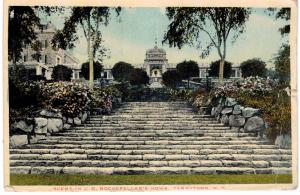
{"left": 10, "top": 166, "right": 292, "bottom": 175}
{"left": 34, "top": 139, "right": 271, "bottom": 145}
{"left": 12, "top": 144, "right": 283, "bottom": 153}
{"left": 54, "top": 132, "right": 256, "bottom": 138}
{"left": 37, "top": 136, "right": 262, "bottom": 142}
{"left": 72, "top": 126, "right": 231, "bottom": 130}
{"left": 90, "top": 118, "right": 216, "bottom": 122}
{"left": 93, "top": 115, "right": 213, "bottom": 119}
{"left": 113, "top": 111, "right": 195, "bottom": 113}
{"left": 10, "top": 148, "right": 291, "bottom": 156}
{"left": 31, "top": 139, "right": 272, "bottom": 146}
{"left": 23, "top": 143, "right": 278, "bottom": 150}
{"left": 91, "top": 119, "right": 216, "bottom": 123}
{"left": 22, "top": 140, "right": 278, "bottom": 150}
{"left": 120, "top": 102, "right": 188, "bottom": 106}
{"left": 10, "top": 152, "right": 291, "bottom": 161}
{"left": 90, "top": 121, "right": 221, "bottom": 125}
{"left": 70, "top": 128, "right": 233, "bottom": 132}
{"left": 67, "top": 128, "right": 235, "bottom": 133}
{"left": 10, "top": 159, "right": 292, "bottom": 168}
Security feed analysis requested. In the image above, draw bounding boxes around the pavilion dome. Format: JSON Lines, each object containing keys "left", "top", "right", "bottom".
{"left": 146, "top": 45, "right": 166, "bottom": 55}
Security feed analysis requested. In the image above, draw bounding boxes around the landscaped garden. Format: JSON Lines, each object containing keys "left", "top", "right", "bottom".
{"left": 7, "top": 6, "right": 293, "bottom": 188}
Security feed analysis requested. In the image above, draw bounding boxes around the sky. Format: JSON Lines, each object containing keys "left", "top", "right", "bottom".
{"left": 44, "top": 7, "right": 289, "bottom": 68}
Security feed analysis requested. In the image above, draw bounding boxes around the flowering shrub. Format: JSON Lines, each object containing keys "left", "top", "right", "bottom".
{"left": 168, "top": 88, "right": 193, "bottom": 101}
{"left": 9, "top": 79, "right": 126, "bottom": 120}
{"left": 90, "top": 88, "right": 114, "bottom": 114}
{"left": 189, "top": 88, "right": 210, "bottom": 109}
{"left": 211, "top": 76, "right": 277, "bottom": 98}
{"left": 39, "top": 82, "right": 90, "bottom": 117}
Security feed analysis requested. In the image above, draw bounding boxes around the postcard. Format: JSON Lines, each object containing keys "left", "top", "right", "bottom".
{"left": 2, "top": 0, "right": 297, "bottom": 191}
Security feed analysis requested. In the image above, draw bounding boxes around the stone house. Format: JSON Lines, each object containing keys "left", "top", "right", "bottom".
{"left": 10, "top": 22, "right": 81, "bottom": 80}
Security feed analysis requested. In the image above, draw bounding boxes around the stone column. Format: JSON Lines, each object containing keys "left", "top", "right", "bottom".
{"left": 146, "top": 63, "right": 150, "bottom": 77}
{"left": 36, "top": 65, "right": 42, "bottom": 75}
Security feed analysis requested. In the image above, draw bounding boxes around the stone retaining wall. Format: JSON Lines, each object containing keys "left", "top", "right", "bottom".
{"left": 209, "top": 97, "right": 291, "bottom": 149}
{"left": 9, "top": 109, "right": 90, "bottom": 148}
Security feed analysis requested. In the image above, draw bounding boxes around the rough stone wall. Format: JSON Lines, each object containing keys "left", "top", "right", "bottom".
{"left": 9, "top": 109, "right": 90, "bottom": 148}
{"left": 209, "top": 97, "right": 291, "bottom": 149}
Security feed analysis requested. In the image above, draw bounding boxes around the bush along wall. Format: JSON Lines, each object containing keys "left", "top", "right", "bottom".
{"left": 190, "top": 76, "right": 291, "bottom": 149}
{"left": 210, "top": 96, "right": 291, "bottom": 149}
{"left": 9, "top": 81, "right": 124, "bottom": 148}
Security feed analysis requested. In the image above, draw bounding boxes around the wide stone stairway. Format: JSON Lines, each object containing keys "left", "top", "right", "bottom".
{"left": 10, "top": 102, "right": 292, "bottom": 174}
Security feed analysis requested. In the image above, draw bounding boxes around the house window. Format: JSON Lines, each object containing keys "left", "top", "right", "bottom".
{"left": 231, "top": 70, "right": 237, "bottom": 78}
{"left": 23, "top": 55, "right": 27, "bottom": 62}
{"left": 236, "top": 70, "right": 241, "bottom": 78}
{"left": 103, "top": 72, "right": 108, "bottom": 79}
{"left": 44, "top": 40, "right": 48, "bottom": 48}
{"left": 57, "top": 57, "right": 61, "bottom": 65}
{"left": 44, "top": 55, "right": 48, "bottom": 64}
{"left": 199, "top": 69, "right": 207, "bottom": 78}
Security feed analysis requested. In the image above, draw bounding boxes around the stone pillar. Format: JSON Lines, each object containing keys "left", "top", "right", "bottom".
{"left": 45, "top": 68, "right": 53, "bottom": 80}
{"left": 162, "top": 62, "right": 167, "bottom": 73}
{"left": 36, "top": 65, "right": 42, "bottom": 75}
{"left": 146, "top": 63, "right": 150, "bottom": 77}
{"left": 72, "top": 70, "right": 76, "bottom": 79}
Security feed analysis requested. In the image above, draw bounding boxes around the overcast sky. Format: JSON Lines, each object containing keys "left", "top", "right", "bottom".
{"left": 45, "top": 7, "right": 289, "bottom": 68}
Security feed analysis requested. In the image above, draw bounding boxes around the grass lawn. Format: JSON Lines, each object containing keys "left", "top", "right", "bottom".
{"left": 10, "top": 174, "right": 292, "bottom": 185}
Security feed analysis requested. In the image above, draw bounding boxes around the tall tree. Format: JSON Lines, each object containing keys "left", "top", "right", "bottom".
{"left": 8, "top": 6, "right": 41, "bottom": 81}
{"left": 52, "top": 7, "right": 121, "bottom": 88}
{"left": 176, "top": 60, "right": 199, "bottom": 88}
{"left": 163, "top": 7, "right": 251, "bottom": 81}
{"left": 267, "top": 8, "right": 290, "bottom": 84}
{"left": 129, "top": 68, "right": 149, "bottom": 86}
{"left": 111, "top": 61, "right": 134, "bottom": 82}
{"left": 162, "top": 70, "right": 182, "bottom": 88}
{"left": 266, "top": 8, "right": 290, "bottom": 36}
{"left": 209, "top": 60, "right": 232, "bottom": 79}
{"left": 274, "top": 44, "right": 290, "bottom": 84}
{"left": 240, "top": 58, "right": 267, "bottom": 78}
{"left": 81, "top": 61, "right": 103, "bottom": 80}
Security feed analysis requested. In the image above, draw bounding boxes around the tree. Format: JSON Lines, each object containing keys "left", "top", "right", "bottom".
{"left": 266, "top": 8, "right": 290, "bottom": 36}
{"left": 162, "top": 70, "right": 182, "bottom": 88}
{"left": 52, "top": 7, "right": 121, "bottom": 88}
{"left": 111, "top": 61, "right": 134, "bottom": 82}
{"left": 81, "top": 61, "right": 103, "bottom": 80}
{"left": 52, "top": 65, "right": 73, "bottom": 81}
{"left": 176, "top": 60, "right": 199, "bottom": 88}
{"left": 8, "top": 6, "right": 61, "bottom": 81}
{"left": 240, "top": 58, "right": 267, "bottom": 78}
{"left": 163, "top": 7, "right": 251, "bottom": 81}
{"left": 274, "top": 44, "right": 290, "bottom": 83}
{"left": 266, "top": 8, "right": 290, "bottom": 84}
{"left": 209, "top": 60, "right": 232, "bottom": 78}
{"left": 8, "top": 6, "right": 41, "bottom": 81}
{"left": 129, "top": 68, "right": 149, "bottom": 86}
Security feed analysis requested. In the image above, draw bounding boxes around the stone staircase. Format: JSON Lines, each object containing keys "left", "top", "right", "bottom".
{"left": 10, "top": 102, "right": 292, "bottom": 174}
